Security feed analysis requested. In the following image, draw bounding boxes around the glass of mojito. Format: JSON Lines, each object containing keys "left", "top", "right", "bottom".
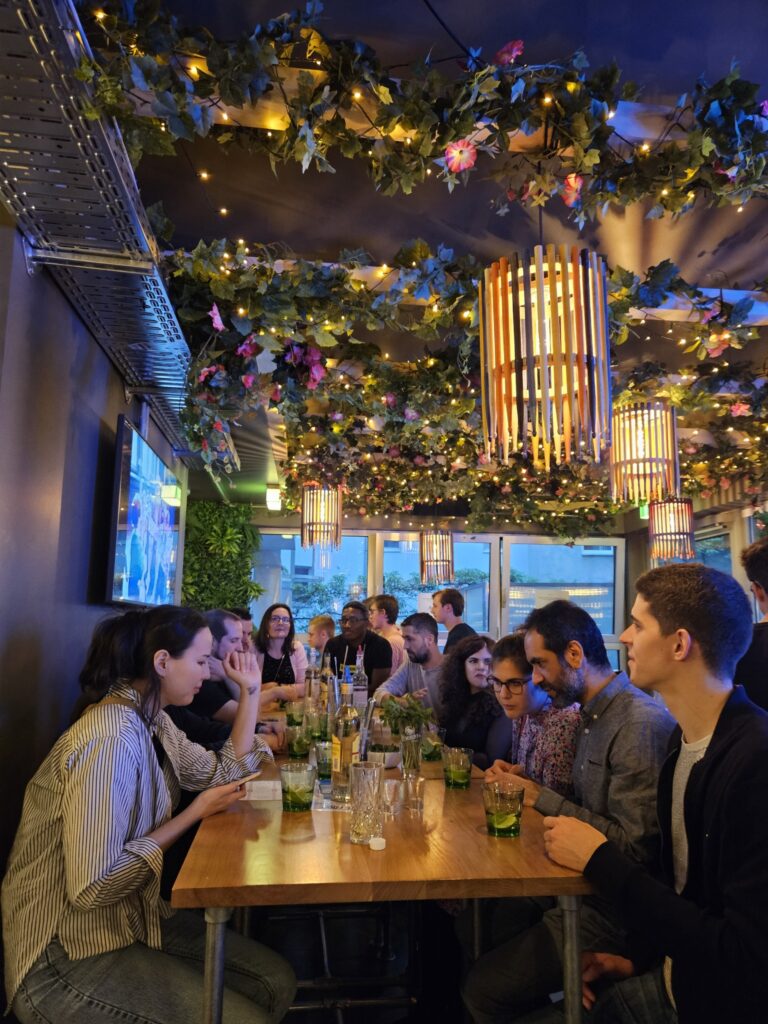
{"left": 285, "top": 701, "right": 306, "bottom": 727}
{"left": 280, "top": 762, "right": 317, "bottom": 812}
{"left": 482, "top": 781, "right": 524, "bottom": 837}
{"left": 286, "top": 724, "right": 311, "bottom": 760}
{"left": 308, "top": 710, "right": 328, "bottom": 741}
{"left": 420, "top": 725, "right": 446, "bottom": 762}
{"left": 314, "top": 740, "right": 333, "bottom": 780}
{"left": 441, "top": 746, "right": 474, "bottom": 789}
{"left": 400, "top": 730, "right": 422, "bottom": 777}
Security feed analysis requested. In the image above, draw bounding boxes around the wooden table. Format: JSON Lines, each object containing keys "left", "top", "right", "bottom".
{"left": 173, "top": 762, "right": 591, "bottom": 1024}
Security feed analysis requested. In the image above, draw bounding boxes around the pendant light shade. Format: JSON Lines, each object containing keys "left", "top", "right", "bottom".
{"left": 479, "top": 245, "right": 612, "bottom": 470}
{"left": 649, "top": 498, "right": 695, "bottom": 566}
{"left": 610, "top": 400, "right": 680, "bottom": 504}
{"left": 419, "top": 528, "right": 454, "bottom": 585}
{"left": 300, "top": 483, "right": 342, "bottom": 549}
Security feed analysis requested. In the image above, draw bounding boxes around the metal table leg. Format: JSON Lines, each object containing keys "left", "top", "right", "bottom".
{"left": 204, "top": 907, "right": 232, "bottom": 1024}
{"left": 471, "top": 898, "right": 482, "bottom": 961}
{"left": 559, "top": 895, "right": 582, "bottom": 1024}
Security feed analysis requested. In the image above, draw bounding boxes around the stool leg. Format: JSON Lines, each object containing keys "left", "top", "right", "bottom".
{"left": 203, "top": 907, "right": 232, "bottom": 1024}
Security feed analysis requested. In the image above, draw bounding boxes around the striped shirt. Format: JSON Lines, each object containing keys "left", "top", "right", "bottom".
{"left": 1, "top": 683, "right": 272, "bottom": 1008}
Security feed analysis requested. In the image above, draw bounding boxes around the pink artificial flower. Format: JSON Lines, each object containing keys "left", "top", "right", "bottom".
{"left": 241, "top": 373, "right": 256, "bottom": 389}
{"left": 500, "top": 484, "right": 512, "bottom": 495}
{"left": 730, "top": 401, "right": 752, "bottom": 416}
{"left": 383, "top": 392, "right": 397, "bottom": 408}
{"left": 403, "top": 407, "right": 419, "bottom": 421}
{"left": 444, "top": 139, "right": 478, "bottom": 174}
{"left": 387, "top": 446, "right": 401, "bottom": 458}
{"left": 284, "top": 343, "right": 304, "bottom": 366}
{"left": 413, "top": 455, "right": 427, "bottom": 466}
{"left": 213, "top": 420, "right": 224, "bottom": 432}
{"left": 197, "top": 365, "right": 217, "bottom": 384}
{"left": 306, "top": 363, "right": 326, "bottom": 389}
{"left": 683, "top": 444, "right": 697, "bottom": 454}
{"left": 236, "top": 335, "right": 260, "bottom": 358}
{"left": 201, "top": 439, "right": 209, "bottom": 451}
{"left": 270, "top": 384, "right": 282, "bottom": 403}
{"left": 208, "top": 303, "right": 225, "bottom": 332}
{"left": 494, "top": 39, "right": 524, "bottom": 66}
{"left": 561, "top": 172, "right": 584, "bottom": 208}
{"left": 705, "top": 332, "right": 731, "bottom": 358}
{"left": 760, "top": 99, "right": 768, "bottom": 117}
{"left": 477, "top": 452, "right": 491, "bottom": 466}
{"left": 719, "top": 477, "right": 732, "bottom": 490}
{"left": 700, "top": 489, "right": 712, "bottom": 499}
{"left": 303, "top": 345, "right": 322, "bottom": 365}
{"left": 700, "top": 303, "right": 721, "bottom": 325}
{"left": 329, "top": 411, "right": 344, "bottom": 422}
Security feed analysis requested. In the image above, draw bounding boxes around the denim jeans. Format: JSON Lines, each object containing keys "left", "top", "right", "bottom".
{"left": 12, "top": 910, "right": 297, "bottom": 1024}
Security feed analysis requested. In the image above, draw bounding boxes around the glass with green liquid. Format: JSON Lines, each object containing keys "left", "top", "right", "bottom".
{"left": 286, "top": 724, "right": 311, "bottom": 760}
{"left": 441, "top": 746, "right": 473, "bottom": 789}
{"left": 280, "top": 762, "right": 317, "bottom": 812}
{"left": 482, "top": 781, "right": 524, "bottom": 837}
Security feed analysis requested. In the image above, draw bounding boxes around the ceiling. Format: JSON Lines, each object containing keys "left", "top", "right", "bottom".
{"left": 134, "top": 0, "right": 768, "bottom": 503}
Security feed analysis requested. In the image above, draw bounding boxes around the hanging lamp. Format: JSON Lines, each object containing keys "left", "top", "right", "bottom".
{"left": 300, "top": 483, "right": 342, "bottom": 549}
{"left": 648, "top": 498, "right": 695, "bottom": 566}
{"left": 419, "top": 528, "right": 454, "bottom": 585}
{"left": 610, "top": 400, "right": 680, "bottom": 504}
{"left": 479, "top": 245, "right": 612, "bottom": 470}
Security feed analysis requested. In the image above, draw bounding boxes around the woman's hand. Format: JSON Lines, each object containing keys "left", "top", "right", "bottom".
{"left": 223, "top": 651, "right": 261, "bottom": 699}
{"left": 188, "top": 780, "right": 246, "bottom": 821}
{"left": 581, "top": 952, "right": 635, "bottom": 1010}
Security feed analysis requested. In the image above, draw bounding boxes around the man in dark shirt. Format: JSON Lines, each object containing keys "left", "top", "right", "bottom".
{"left": 432, "top": 587, "right": 475, "bottom": 652}
{"left": 323, "top": 601, "right": 392, "bottom": 694}
{"left": 542, "top": 563, "right": 768, "bottom": 1024}
{"left": 733, "top": 536, "right": 768, "bottom": 709}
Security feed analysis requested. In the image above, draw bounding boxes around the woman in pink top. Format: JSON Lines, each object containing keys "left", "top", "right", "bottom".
{"left": 485, "top": 632, "right": 578, "bottom": 797}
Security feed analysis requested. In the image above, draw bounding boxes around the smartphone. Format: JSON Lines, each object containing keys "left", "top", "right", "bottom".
{"left": 237, "top": 770, "right": 262, "bottom": 785}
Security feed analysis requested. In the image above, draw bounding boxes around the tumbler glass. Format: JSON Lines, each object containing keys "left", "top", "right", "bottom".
{"left": 420, "top": 725, "right": 446, "bottom": 762}
{"left": 482, "top": 780, "right": 524, "bottom": 837}
{"left": 314, "top": 740, "right": 333, "bottom": 780}
{"left": 280, "top": 762, "right": 317, "bottom": 812}
{"left": 441, "top": 746, "right": 473, "bottom": 789}
{"left": 286, "top": 724, "right": 311, "bottom": 760}
{"left": 285, "top": 701, "right": 306, "bottom": 727}
{"left": 349, "top": 760, "right": 383, "bottom": 844}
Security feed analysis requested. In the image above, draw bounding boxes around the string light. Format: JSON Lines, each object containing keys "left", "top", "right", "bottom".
{"left": 219, "top": 206, "right": 228, "bottom": 216}
{"left": 199, "top": 170, "right": 210, "bottom": 181}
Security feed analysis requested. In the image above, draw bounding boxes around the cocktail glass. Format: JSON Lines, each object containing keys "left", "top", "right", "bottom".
{"left": 286, "top": 724, "right": 311, "bottom": 760}
{"left": 308, "top": 710, "right": 328, "bottom": 741}
{"left": 420, "top": 725, "right": 446, "bottom": 761}
{"left": 285, "top": 701, "right": 306, "bottom": 727}
{"left": 314, "top": 740, "right": 333, "bottom": 780}
{"left": 280, "top": 762, "right": 317, "bottom": 812}
{"left": 482, "top": 781, "right": 523, "bottom": 837}
{"left": 441, "top": 746, "right": 473, "bottom": 789}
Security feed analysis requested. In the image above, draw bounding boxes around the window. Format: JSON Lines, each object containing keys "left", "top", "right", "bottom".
{"left": 382, "top": 537, "right": 491, "bottom": 635}
{"left": 252, "top": 534, "right": 369, "bottom": 633}
{"left": 694, "top": 531, "right": 732, "bottom": 575}
{"left": 507, "top": 542, "right": 617, "bottom": 635}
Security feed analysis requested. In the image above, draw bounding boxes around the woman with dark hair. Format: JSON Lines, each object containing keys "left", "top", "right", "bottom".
{"left": 485, "top": 632, "right": 579, "bottom": 797}
{"left": 439, "top": 635, "right": 514, "bottom": 770}
{"left": 2, "top": 605, "right": 296, "bottom": 1024}
{"left": 254, "top": 602, "right": 307, "bottom": 701}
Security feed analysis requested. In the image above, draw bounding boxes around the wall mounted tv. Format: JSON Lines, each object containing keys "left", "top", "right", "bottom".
{"left": 107, "top": 415, "right": 184, "bottom": 606}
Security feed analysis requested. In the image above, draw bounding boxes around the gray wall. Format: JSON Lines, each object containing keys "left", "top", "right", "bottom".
{"left": 0, "top": 213, "right": 174, "bottom": 869}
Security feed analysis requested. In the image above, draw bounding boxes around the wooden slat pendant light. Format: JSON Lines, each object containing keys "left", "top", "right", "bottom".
{"left": 419, "top": 528, "right": 454, "bottom": 585}
{"left": 300, "top": 483, "right": 342, "bottom": 549}
{"left": 610, "top": 400, "right": 680, "bottom": 504}
{"left": 649, "top": 498, "right": 695, "bottom": 566}
{"left": 479, "top": 245, "right": 612, "bottom": 470}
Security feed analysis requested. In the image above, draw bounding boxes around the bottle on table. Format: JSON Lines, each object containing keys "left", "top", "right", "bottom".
{"left": 305, "top": 647, "right": 319, "bottom": 707}
{"left": 352, "top": 645, "right": 369, "bottom": 710}
{"left": 331, "top": 671, "right": 361, "bottom": 803}
{"left": 319, "top": 652, "right": 334, "bottom": 709}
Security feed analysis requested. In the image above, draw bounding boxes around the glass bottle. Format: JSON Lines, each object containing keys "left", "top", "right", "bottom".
{"left": 319, "top": 651, "right": 334, "bottom": 710}
{"left": 352, "top": 644, "right": 369, "bottom": 709}
{"left": 331, "top": 675, "right": 361, "bottom": 803}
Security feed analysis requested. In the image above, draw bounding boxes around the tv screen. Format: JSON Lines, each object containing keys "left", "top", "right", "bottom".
{"left": 107, "top": 416, "right": 184, "bottom": 606}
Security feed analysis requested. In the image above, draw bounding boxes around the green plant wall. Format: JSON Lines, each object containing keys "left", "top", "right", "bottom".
{"left": 181, "top": 501, "right": 264, "bottom": 610}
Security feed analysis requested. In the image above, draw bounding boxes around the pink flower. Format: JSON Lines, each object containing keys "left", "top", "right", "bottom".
{"left": 201, "top": 439, "right": 209, "bottom": 451}
{"left": 306, "top": 363, "right": 326, "bottom": 390}
{"left": 213, "top": 420, "right": 224, "bottom": 432}
{"left": 444, "top": 139, "right": 478, "bottom": 174}
{"left": 500, "top": 484, "right": 512, "bottom": 494}
{"left": 329, "top": 411, "right": 344, "bottom": 422}
{"left": 303, "top": 345, "right": 322, "bottom": 365}
{"left": 387, "top": 446, "right": 401, "bottom": 458}
{"left": 684, "top": 444, "right": 697, "bottom": 454}
{"left": 561, "top": 172, "right": 584, "bottom": 208}
{"left": 494, "top": 39, "right": 524, "bottom": 66}
{"left": 719, "top": 477, "right": 732, "bottom": 490}
{"left": 477, "top": 452, "right": 491, "bottom": 466}
{"left": 383, "top": 392, "right": 397, "bottom": 408}
{"left": 705, "top": 332, "right": 730, "bottom": 358}
{"left": 730, "top": 401, "right": 752, "bottom": 416}
{"left": 197, "top": 365, "right": 217, "bottom": 384}
{"left": 208, "top": 303, "right": 225, "bottom": 332}
{"left": 403, "top": 408, "right": 419, "bottom": 422}
{"left": 284, "top": 343, "right": 303, "bottom": 366}
{"left": 413, "top": 455, "right": 427, "bottom": 466}
{"left": 700, "top": 302, "right": 721, "bottom": 325}
{"left": 236, "top": 334, "right": 260, "bottom": 358}
{"left": 701, "top": 489, "right": 712, "bottom": 499}
{"left": 241, "top": 373, "right": 256, "bottom": 389}
{"left": 760, "top": 99, "right": 768, "bottom": 117}
{"left": 270, "top": 384, "right": 282, "bottom": 403}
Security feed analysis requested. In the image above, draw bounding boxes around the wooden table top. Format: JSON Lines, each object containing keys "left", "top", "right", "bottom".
{"left": 172, "top": 760, "right": 591, "bottom": 909}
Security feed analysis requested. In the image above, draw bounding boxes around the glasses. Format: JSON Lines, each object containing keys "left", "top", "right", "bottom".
{"left": 491, "top": 677, "right": 530, "bottom": 695}
{"left": 269, "top": 615, "right": 291, "bottom": 624}
{"left": 339, "top": 615, "right": 366, "bottom": 625}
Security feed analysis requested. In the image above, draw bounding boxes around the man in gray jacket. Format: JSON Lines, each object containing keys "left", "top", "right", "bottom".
{"left": 373, "top": 612, "right": 444, "bottom": 713}
{"left": 462, "top": 600, "right": 675, "bottom": 1023}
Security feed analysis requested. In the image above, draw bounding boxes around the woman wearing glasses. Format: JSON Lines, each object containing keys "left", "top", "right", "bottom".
{"left": 254, "top": 604, "right": 307, "bottom": 703}
{"left": 485, "top": 632, "right": 579, "bottom": 797}
{"left": 439, "top": 636, "right": 514, "bottom": 771}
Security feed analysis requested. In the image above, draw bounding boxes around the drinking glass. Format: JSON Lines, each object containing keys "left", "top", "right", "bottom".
{"left": 349, "top": 760, "right": 383, "bottom": 844}
{"left": 280, "top": 762, "right": 317, "bottom": 812}
{"left": 285, "top": 700, "right": 306, "bottom": 727}
{"left": 400, "top": 731, "right": 421, "bottom": 776}
{"left": 420, "top": 725, "right": 446, "bottom": 762}
{"left": 286, "top": 724, "right": 311, "bottom": 760}
{"left": 441, "top": 746, "right": 473, "bottom": 789}
{"left": 402, "top": 774, "right": 425, "bottom": 818}
{"left": 380, "top": 777, "right": 404, "bottom": 819}
{"left": 314, "top": 740, "right": 333, "bottom": 780}
{"left": 482, "top": 781, "right": 524, "bottom": 837}
{"left": 308, "top": 710, "right": 328, "bottom": 741}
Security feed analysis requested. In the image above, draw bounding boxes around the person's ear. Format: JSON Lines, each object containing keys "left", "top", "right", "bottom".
{"left": 671, "top": 629, "right": 694, "bottom": 662}
{"left": 153, "top": 649, "right": 170, "bottom": 677}
{"left": 564, "top": 640, "right": 585, "bottom": 669}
